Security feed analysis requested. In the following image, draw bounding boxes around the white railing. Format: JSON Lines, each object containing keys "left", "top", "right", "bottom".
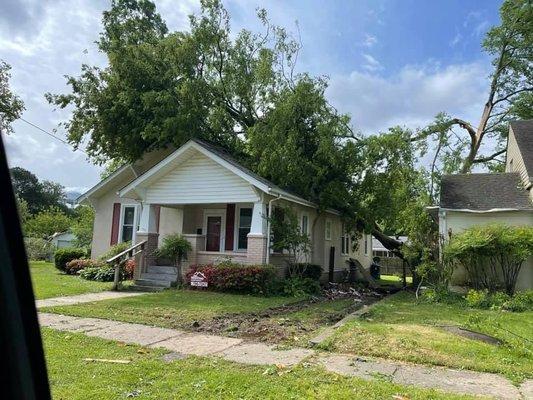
{"left": 106, "top": 240, "right": 147, "bottom": 290}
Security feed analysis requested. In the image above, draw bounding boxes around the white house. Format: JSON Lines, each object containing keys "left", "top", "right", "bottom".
{"left": 78, "top": 139, "right": 372, "bottom": 287}
{"left": 437, "top": 120, "right": 533, "bottom": 290}
{"left": 49, "top": 231, "right": 76, "bottom": 249}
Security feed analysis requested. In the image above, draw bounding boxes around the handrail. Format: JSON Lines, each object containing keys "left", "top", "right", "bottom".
{"left": 107, "top": 240, "right": 147, "bottom": 291}
{"left": 106, "top": 240, "right": 147, "bottom": 264}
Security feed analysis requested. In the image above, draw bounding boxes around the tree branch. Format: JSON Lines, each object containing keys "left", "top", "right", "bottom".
{"left": 472, "top": 148, "right": 506, "bottom": 164}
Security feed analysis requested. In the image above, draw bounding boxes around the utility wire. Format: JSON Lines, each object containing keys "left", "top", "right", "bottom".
{"left": 19, "top": 117, "right": 88, "bottom": 155}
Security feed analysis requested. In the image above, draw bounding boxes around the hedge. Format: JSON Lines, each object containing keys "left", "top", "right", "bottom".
{"left": 186, "top": 263, "right": 279, "bottom": 295}
{"left": 54, "top": 248, "right": 86, "bottom": 273}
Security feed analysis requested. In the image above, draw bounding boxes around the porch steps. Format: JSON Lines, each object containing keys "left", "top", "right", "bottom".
{"left": 132, "top": 265, "right": 179, "bottom": 291}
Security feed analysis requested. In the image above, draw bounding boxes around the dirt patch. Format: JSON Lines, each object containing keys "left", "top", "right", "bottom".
{"left": 187, "top": 287, "right": 385, "bottom": 344}
{"left": 439, "top": 325, "right": 501, "bottom": 345}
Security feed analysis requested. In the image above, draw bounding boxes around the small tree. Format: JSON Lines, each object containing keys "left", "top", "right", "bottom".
{"left": 445, "top": 224, "right": 533, "bottom": 295}
{"left": 72, "top": 205, "right": 95, "bottom": 249}
{"left": 155, "top": 234, "right": 192, "bottom": 283}
{"left": 24, "top": 207, "right": 72, "bottom": 239}
{"left": 267, "top": 206, "right": 311, "bottom": 277}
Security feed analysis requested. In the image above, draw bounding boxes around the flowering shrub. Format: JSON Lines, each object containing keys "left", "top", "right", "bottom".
{"left": 186, "top": 263, "right": 279, "bottom": 295}
{"left": 65, "top": 259, "right": 103, "bottom": 275}
{"left": 123, "top": 259, "right": 135, "bottom": 280}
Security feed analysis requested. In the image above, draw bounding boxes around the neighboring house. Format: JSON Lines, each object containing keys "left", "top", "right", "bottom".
{"left": 78, "top": 139, "right": 372, "bottom": 285}
{"left": 49, "top": 231, "right": 76, "bottom": 249}
{"left": 372, "top": 235, "right": 409, "bottom": 276}
{"left": 437, "top": 120, "right": 533, "bottom": 290}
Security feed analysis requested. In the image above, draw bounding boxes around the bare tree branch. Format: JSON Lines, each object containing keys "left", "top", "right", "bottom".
{"left": 472, "top": 148, "right": 507, "bottom": 164}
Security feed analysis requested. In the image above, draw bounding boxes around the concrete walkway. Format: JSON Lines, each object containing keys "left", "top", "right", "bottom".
{"left": 36, "top": 291, "right": 146, "bottom": 308}
{"left": 39, "top": 312, "right": 528, "bottom": 399}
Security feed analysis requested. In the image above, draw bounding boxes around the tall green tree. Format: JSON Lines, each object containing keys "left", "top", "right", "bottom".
{"left": 411, "top": 0, "right": 532, "bottom": 174}
{"left": 25, "top": 208, "right": 72, "bottom": 239}
{"left": 0, "top": 60, "right": 24, "bottom": 134}
{"left": 10, "top": 167, "right": 68, "bottom": 214}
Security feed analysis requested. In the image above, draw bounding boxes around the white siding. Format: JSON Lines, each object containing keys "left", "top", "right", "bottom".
{"left": 506, "top": 127, "right": 530, "bottom": 188}
{"left": 145, "top": 153, "right": 259, "bottom": 204}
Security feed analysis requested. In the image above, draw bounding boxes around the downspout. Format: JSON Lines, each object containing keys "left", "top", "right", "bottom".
{"left": 266, "top": 192, "right": 282, "bottom": 265}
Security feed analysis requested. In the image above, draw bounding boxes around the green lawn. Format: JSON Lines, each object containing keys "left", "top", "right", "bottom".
{"left": 42, "top": 328, "right": 473, "bottom": 399}
{"left": 31, "top": 261, "right": 113, "bottom": 299}
{"left": 320, "top": 291, "right": 533, "bottom": 383}
{"left": 42, "top": 289, "right": 307, "bottom": 328}
{"left": 377, "top": 274, "right": 413, "bottom": 287}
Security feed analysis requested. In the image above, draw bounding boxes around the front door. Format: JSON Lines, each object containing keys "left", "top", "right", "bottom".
{"left": 206, "top": 216, "right": 222, "bottom": 251}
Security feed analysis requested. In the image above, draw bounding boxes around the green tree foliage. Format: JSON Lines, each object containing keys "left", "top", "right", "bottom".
{"left": 25, "top": 208, "right": 73, "bottom": 239}
{"left": 0, "top": 60, "right": 24, "bottom": 134}
{"left": 71, "top": 205, "right": 95, "bottom": 248}
{"left": 445, "top": 224, "right": 533, "bottom": 295}
{"left": 10, "top": 167, "right": 68, "bottom": 214}
{"left": 410, "top": 0, "right": 532, "bottom": 174}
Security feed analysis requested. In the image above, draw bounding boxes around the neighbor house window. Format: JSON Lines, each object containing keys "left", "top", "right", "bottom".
{"left": 237, "top": 207, "right": 253, "bottom": 250}
{"left": 301, "top": 213, "right": 309, "bottom": 235}
{"left": 341, "top": 224, "right": 349, "bottom": 255}
{"left": 325, "top": 220, "right": 332, "bottom": 240}
{"left": 120, "top": 205, "right": 137, "bottom": 243}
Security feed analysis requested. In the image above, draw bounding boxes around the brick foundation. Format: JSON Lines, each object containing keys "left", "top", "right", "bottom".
{"left": 246, "top": 234, "right": 267, "bottom": 265}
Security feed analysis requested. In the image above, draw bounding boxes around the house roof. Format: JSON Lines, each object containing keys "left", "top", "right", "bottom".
{"left": 440, "top": 173, "right": 532, "bottom": 212}
{"left": 116, "top": 138, "right": 328, "bottom": 210}
{"left": 510, "top": 119, "right": 533, "bottom": 180}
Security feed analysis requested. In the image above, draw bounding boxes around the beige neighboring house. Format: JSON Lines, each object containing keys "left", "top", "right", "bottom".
{"left": 437, "top": 120, "right": 533, "bottom": 290}
{"left": 78, "top": 139, "right": 372, "bottom": 287}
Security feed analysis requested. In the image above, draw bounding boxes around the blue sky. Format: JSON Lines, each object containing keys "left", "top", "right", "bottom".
{"left": 0, "top": 0, "right": 503, "bottom": 192}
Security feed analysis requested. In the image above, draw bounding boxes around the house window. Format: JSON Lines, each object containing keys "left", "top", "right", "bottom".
{"left": 364, "top": 234, "right": 368, "bottom": 255}
{"left": 271, "top": 207, "right": 285, "bottom": 253}
{"left": 237, "top": 207, "right": 252, "bottom": 250}
{"left": 301, "top": 214, "right": 309, "bottom": 235}
{"left": 325, "top": 219, "right": 332, "bottom": 240}
{"left": 120, "top": 205, "right": 137, "bottom": 243}
{"left": 341, "top": 224, "right": 349, "bottom": 255}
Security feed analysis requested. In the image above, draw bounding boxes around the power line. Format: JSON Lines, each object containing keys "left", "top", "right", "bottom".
{"left": 19, "top": 117, "right": 88, "bottom": 155}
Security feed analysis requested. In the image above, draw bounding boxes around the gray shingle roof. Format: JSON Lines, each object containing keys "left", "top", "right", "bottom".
{"left": 510, "top": 119, "right": 533, "bottom": 179}
{"left": 440, "top": 173, "right": 532, "bottom": 211}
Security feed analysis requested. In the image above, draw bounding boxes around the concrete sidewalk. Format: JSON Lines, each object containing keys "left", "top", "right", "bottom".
{"left": 36, "top": 291, "right": 146, "bottom": 308}
{"left": 39, "top": 312, "right": 529, "bottom": 399}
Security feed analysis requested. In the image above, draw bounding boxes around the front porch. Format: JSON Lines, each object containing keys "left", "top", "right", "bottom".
{"left": 133, "top": 202, "right": 270, "bottom": 282}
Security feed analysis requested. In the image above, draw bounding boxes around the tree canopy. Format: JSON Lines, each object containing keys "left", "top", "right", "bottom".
{"left": 48, "top": 0, "right": 531, "bottom": 260}
{"left": 0, "top": 60, "right": 24, "bottom": 134}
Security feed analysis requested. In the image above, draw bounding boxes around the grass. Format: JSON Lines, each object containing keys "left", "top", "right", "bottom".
{"left": 42, "top": 289, "right": 307, "bottom": 328}
{"left": 42, "top": 328, "right": 474, "bottom": 399}
{"left": 31, "top": 261, "right": 114, "bottom": 299}
{"left": 320, "top": 291, "right": 533, "bottom": 383}
{"left": 377, "top": 274, "right": 413, "bottom": 287}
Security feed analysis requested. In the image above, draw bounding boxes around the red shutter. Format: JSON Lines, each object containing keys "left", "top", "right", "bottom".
{"left": 225, "top": 203, "right": 235, "bottom": 251}
{"left": 155, "top": 205, "right": 161, "bottom": 233}
{"left": 110, "top": 203, "right": 121, "bottom": 245}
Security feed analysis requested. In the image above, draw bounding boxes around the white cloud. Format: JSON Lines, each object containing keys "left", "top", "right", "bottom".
{"left": 449, "top": 32, "right": 462, "bottom": 47}
{"left": 327, "top": 62, "right": 489, "bottom": 134}
{"left": 362, "top": 54, "right": 382, "bottom": 72}
{"left": 362, "top": 34, "right": 377, "bottom": 48}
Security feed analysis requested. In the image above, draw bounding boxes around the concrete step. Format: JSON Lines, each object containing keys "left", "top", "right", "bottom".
{"left": 146, "top": 265, "right": 178, "bottom": 274}
{"left": 134, "top": 279, "right": 174, "bottom": 288}
{"left": 140, "top": 272, "right": 178, "bottom": 282}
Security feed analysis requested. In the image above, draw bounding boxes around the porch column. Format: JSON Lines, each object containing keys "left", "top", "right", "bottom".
{"left": 247, "top": 201, "right": 267, "bottom": 265}
{"left": 135, "top": 203, "right": 159, "bottom": 277}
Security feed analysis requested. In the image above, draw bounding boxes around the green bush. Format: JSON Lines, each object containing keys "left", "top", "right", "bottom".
{"left": 502, "top": 290, "right": 533, "bottom": 312}
{"left": 98, "top": 241, "right": 131, "bottom": 262}
{"left": 282, "top": 277, "right": 321, "bottom": 297}
{"left": 79, "top": 265, "right": 117, "bottom": 282}
{"left": 54, "top": 248, "right": 86, "bottom": 273}
{"left": 421, "top": 287, "right": 463, "bottom": 305}
{"left": 287, "top": 263, "right": 323, "bottom": 281}
{"left": 445, "top": 224, "right": 533, "bottom": 295}
{"left": 25, "top": 237, "right": 54, "bottom": 261}
{"left": 465, "top": 289, "right": 532, "bottom": 312}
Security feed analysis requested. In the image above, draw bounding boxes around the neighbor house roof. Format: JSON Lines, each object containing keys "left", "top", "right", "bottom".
{"left": 510, "top": 119, "right": 533, "bottom": 180}
{"left": 440, "top": 173, "right": 532, "bottom": 212}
